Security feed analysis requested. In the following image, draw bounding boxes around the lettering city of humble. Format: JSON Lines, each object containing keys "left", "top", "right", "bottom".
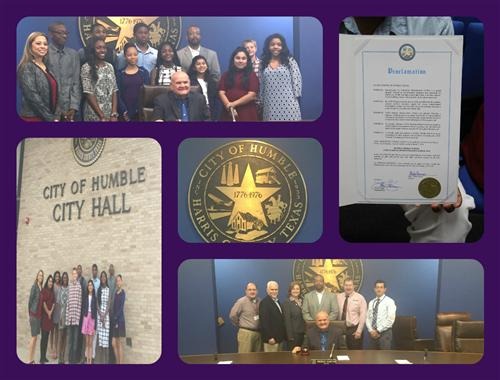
{"left": 195, "top": 143, "right": 300, "bottom": 180}
{"left": 42, "top": 167, "right": 146, "bottom": 222}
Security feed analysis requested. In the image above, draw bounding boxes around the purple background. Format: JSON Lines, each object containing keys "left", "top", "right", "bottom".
{"left": 4, "top": 0, "right": 500, "bottom": 379}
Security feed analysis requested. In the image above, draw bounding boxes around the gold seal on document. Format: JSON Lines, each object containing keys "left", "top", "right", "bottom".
{"left": 418, "top": 177, "right": 441, "bottom": 198}
{"left": 292, "top": 259, "right": 363, "bottom": 295}
{"left": 188, "top": 140, "right": 307, "bottom": 243}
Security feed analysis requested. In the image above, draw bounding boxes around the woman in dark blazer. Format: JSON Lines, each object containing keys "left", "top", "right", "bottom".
{"left": 17, "top": 32, "right": 60, "bottom": 121}
{"left": 282, "top": 281, "right": 306, "bottom": 350}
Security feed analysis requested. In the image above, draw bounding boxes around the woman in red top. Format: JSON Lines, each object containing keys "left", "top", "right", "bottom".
{"left": 218, "top": 47, "right": 259, "bottom": 121}
{"left": 39, "top": 275, "right": 55, "bottom": 364}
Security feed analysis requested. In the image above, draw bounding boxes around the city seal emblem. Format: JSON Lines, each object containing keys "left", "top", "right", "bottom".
{"left": 188, "top": 140, "right": 307, "bottom": 243}
{"left": 78, "top": 17, "right": 182, "bottom": 53}
{"left": 418, "top": 177, "right": 442, "bottom": 198}
{"left": 399, "top": 43, "right": 416, "bottom": 61}
{"left": 293, "top": 259, "right": 364, "bottom": 295}
{"left": 72, "top": 138, "right": 105, "bottom": 167}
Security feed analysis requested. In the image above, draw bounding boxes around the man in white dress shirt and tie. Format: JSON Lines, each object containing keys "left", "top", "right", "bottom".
{"left": 365, "top": 280, "right": 397, "bottom": 349}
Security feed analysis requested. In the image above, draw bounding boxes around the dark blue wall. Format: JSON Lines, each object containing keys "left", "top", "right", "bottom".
{"left": 178, "top": 259, "right": 483, "bottom": 355}
{"left": 177, "top": 138, "right": 323, "bottom": 243}
{"left": 16, "top": 16, "right": 321, "bottom": 120}
{"left": 178, "top": 260, "right": 218, "bottom": 355}
{"left": 438, "top": 259, "right": 484, "bottom": 319}
{"left": 297, "top": 17, "right": 323, "bottom": 121}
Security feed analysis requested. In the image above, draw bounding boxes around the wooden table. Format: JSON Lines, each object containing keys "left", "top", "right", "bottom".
{"left": 181, "top": 350, "right": 482, "bottom": 364}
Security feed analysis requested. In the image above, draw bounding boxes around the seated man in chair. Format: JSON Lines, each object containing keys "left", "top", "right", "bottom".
{"left": 292, "top": 311, "right": 342, "bottom": 353}
{"left": 152, "top": 71, "right": 210, "bottom": 122}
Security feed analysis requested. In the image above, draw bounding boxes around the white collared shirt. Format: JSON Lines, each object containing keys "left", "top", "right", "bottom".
{"left": 188, "top": 46, "right": 201, "bottom": 59}
{"left": 197, "top": 78, "right": 209, "bottom": 105}
{"left": 316, "top": 290, "right": 324, "bottom": 305}
{"left": 365, "top": 295, "right": 397, "bottom": 333}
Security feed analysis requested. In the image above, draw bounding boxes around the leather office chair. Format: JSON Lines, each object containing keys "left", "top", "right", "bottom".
{"left": 330, "top": 320, "right": 347, "bottom": 349}
{"left": 138, "top": 85, "right": 169, "bottom": 121}
{"left": 138, "top": 85, "right": 201, "bottom": 121}
{"left": 393, "top": 316, "right": 433, "bottom": 351}
{"left": 453, "top": 320, "right": 484, "bottom": 353}
{"left": 435, "top": 312, "right": 471, "bottom": 352}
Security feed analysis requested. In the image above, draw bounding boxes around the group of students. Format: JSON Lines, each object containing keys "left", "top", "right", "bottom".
{"left": 17, "top": 21, "right": 303, "bottom": 122}
{"left": 27, "top": 264, "right": 126, "bottom": 364}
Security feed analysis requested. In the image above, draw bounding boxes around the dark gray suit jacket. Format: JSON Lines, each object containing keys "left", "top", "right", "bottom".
{"left": 152, "top": 91, "right": 210, "bottom": 122}
{"left": 303, "top": 324, "right": 342, "bottom": 351}
{"left": 18, "top": 61, "right": 59, "bottom": 121}
{"left": 282, "top": 298, "right": 306, "bottom": 344}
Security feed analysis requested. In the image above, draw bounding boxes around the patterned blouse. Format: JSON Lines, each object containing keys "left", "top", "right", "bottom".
{"left": 157, "top": 65, "right": 182, "bottom": 86}
{"left": 81, "top": 62, "right": 118, "bottom": 121}
{"left": 58, "top": 285, "right": 69, "bottom": 328}
{"left": 260, "top": 57, "right": 302, "bottom": 121}
{"left": 97, "top": 286, "right": 110, "bottom": 348}
{"left": 66, "top": 280, "right": 82, "bottom": 326}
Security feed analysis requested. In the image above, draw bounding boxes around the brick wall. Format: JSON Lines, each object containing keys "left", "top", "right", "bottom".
{"left": 16, "top": 138, "right": 162, "bottom": 364}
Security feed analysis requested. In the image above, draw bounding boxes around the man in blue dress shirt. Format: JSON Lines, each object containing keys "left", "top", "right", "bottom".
{"left": 117, "top": 22, "right": 157, "bottom": 73}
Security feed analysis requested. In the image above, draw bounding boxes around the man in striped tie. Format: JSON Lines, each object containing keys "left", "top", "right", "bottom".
{"left": 365, "top": 280, "right": 397, "bottom": 349}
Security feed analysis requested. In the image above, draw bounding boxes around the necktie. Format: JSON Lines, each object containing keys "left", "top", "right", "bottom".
{"left": 372, "top": 298, "right": 380, "bottom": 330}
{"left": 341, "top": 294, "right": 349, "bottom": 321}
{"left": 180, "top": 100, "right": 189, "bottom": 121}
{"left": 57, "top": 49, "right": 64, "bottom": 70}
{"left": 320, "top": 332, "right": 327, "bottom": 351}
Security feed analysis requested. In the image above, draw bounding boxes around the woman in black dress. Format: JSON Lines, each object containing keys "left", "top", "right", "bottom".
{"left": 27, "top": 270, "right": 44, "bottom": 363}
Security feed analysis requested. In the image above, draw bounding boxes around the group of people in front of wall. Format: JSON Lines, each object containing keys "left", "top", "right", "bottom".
{"left": 229, "top": 275, "right": 396, "bottom": 353}
{"left": 27, "top": 264, "right": 126, "bottom": 364}
{"left": 17, "top": 21, "right": 302, "bottom": 122}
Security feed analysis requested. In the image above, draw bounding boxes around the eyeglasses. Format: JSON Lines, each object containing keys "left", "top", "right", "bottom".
{"left": 51, "top": 30, "right": 69, "bottom": 36}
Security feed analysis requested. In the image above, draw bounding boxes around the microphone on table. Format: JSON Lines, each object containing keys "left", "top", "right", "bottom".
{"left": 424, "top": 348, "right": 428, "bottom": 361}
{"left": 329, "top": 343, "right": 336, "bottom": 359}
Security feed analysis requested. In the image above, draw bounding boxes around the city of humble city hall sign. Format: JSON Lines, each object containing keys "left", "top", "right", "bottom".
{"left": 40, "top": 139, "right": 147, "bottom": 222}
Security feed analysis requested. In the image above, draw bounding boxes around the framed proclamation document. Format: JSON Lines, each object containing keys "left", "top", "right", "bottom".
{"left": 339, "top": 35, "right": 463, "bottom": 205}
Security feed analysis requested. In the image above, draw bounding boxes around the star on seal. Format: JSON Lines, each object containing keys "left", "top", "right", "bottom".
{"left": 293, "top": 259, "right": 364, "bottom": 295}
{"left": 188, "top": 140, "right": 307, "bottom": 243}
